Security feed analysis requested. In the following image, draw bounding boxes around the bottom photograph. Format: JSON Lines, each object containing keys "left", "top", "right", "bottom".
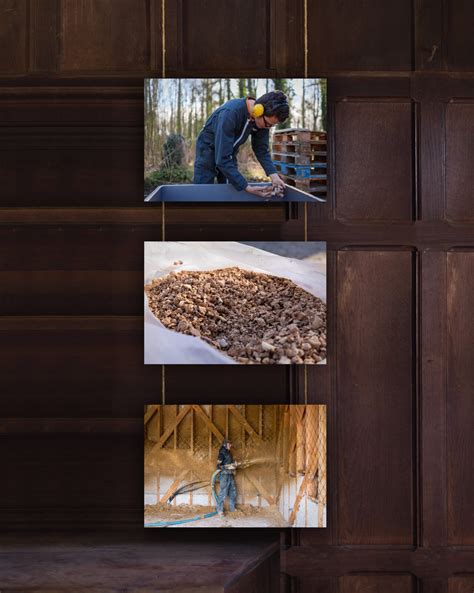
{"left": 144, "top": 404, "right": 327, "bottom": 528}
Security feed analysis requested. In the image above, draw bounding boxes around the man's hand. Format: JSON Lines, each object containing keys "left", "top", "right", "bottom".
{"left": 245, "top": 184, "right": 273, "bottom": 198}
{"left": 270, "top": 173, "right": 286, "bottom": 198}
{"left": 270, "top": 173, "right": 285, "bottom": 190}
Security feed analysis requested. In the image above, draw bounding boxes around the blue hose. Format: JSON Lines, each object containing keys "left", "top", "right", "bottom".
{"left": 145, "top": 469, "right": 221, "bottom": 528}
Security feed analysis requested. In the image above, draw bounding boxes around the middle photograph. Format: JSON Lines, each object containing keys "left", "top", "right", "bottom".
{"left": 144, "top": 241, "right": 327, "bottom": 365}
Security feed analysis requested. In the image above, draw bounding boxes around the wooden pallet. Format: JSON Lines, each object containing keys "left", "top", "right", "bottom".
{"left": 272, "top": 140, "right": 327, "bottom": 154}
{"left": 271, "top": 151, "right": 327, "bottom": 165}
{"left": 273, "top": 128, "right": 327, "bottom": 143}
{"left": 274, "top": 161, "right": 327, "bottom": 178}
{"left": 283, "top": 175, "right": 327, "bottom": 194}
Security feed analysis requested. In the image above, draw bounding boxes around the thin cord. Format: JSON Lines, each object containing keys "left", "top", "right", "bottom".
{"left": 162, "top": 365, "right": 166, "bottom": 405}
{"left": 304, "top": 202, "right": 308, "bottom": 241}
{"left": 161, "top": 1, "right": 166, "bottom": 404}
{"left": 162, "top": 202, "right": 166, "bottom": 241}
{"left": 304, "top": 0, "right": 309, "bottom": 77}
{"left": 304, "top": 365, "right": 308, "bottom": 405}
{"left": 162, "top": 0, "right": 166, "bottom": 78}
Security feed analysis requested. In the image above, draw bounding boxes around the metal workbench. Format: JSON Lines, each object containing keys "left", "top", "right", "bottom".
{"left": 145, "top": 182, "right": 325, "bottom": 203}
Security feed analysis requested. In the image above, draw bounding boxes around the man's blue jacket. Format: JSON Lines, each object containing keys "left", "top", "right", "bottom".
{"left": 195, "top": 98, "right": 277, "bottom": 191}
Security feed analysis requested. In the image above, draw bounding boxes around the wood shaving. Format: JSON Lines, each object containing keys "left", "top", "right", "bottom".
{"left": 145, "top": 267, "right": 326, "bottom": 364}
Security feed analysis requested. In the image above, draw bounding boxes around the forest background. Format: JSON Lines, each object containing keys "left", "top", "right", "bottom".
{"left": 144, "top": 78, "right": 327, "bottom": 194}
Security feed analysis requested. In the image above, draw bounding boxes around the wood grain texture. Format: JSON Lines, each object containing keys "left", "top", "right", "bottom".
{"left": 445, "top": 0, "right": 474, "bottom": 71}
{"left": 0, "top": 433, "right": 143, "bottom": 527}
{"left": 0, "top": 317, "right": 159, "bottom": 417}
{"left": 340, "top": 574, "right": 415, "bottom": 593}
{"left": 307, "top": 0, "right": 414, "bottom": 73}
{"left": 447, "top": 252, "right": 474, "bottom": 545}
{"left": 418, "top": 101, "right": 445, "bottom": 220}
{"left": 340, "top": 575, "right": 415, "bottom": 593}
{"left": 334, "top": 101, "right": 414, "bottom": 221}
{"left": 449, "top": 576, "right": 474, "bottom": 593}
{"left": 337, "top": 250, "right": 414, "bottom": 544}
{"left": 297, "top": 578, "right": 335, "bottom": 593}
{"left": 0, "top": 535, "right": 279, "bottom": 591}
{"left": 165, "top": 0, "right": 304, "bottom": 76}
{"left": 283, "top": 546, "right": 474, "bottom": 578}
{"left": 446, "top": 102, "right": 474, "bottom": 221}
{"left": 0, "top": 0, "right": 27, "bottom": 73}
{"left": 0, "top": 6, "right": 472, "bottom": 588}
{"left": 420, "top": 251, "right": 447, "bottom": 547}
{"left": 164, "top": 366, "right": 293, "bottom": 405}
{"left": 30, "top": 0, "right": 60, "bottom": 72}
{"left": 415, "top": 0, "right": 444, "bottom": 71}
{"left": 1, "top": 0, "right": 474, "bottom": 77}
{"left": 59, "top": 0, "right": 151, "bottom": 72}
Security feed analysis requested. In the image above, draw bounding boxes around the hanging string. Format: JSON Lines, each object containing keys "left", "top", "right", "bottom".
{"left": 304, "top": 202, "right": 308, "bottom": 241}
{"left": 304, "top": 365, "right": 308, "bottom": 404}
{"left": 304, "top": 0, "right": 309, "bottom": 242}
{"left": 162, "top": 365, "right": 166, "bottom": 405}
{"left": 161, "top": 1, "right": 166, "bottom": 405}
{"left": 161, "top": 202, "right": 166, "bottom": 241}
{"left": 162, "top": 0, "right": 166, "bottom": 78}
{"left": 304, "top": 0, "right": 308, "bottom": 78}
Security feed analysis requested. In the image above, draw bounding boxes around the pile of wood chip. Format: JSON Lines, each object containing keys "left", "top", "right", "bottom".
{"left": 145, "top": 267, "right": 326, "bottom": 364}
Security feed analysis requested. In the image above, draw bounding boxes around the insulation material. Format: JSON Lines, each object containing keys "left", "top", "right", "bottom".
{"left": 144, "top": 242, "right": 326, "bottom": 365}
{"left": 144, "top": 404, "right": 327, "bottom": 528}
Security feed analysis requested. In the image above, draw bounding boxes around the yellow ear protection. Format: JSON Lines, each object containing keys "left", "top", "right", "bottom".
{"left": 252, "top": 103, "right": 265, "bottom": 118}
{"left": 246, "top": 96, "right": 265, "bottom": 119}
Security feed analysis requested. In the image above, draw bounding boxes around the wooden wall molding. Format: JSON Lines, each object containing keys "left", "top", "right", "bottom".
{"left": 3, "top": 0, "right": 474, "bottom": 77}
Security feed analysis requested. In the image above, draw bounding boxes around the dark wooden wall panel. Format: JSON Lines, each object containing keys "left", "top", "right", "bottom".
{"left": 0, "top": 1, "right": 473, "bottom": 590}
{"left": 340, "top": 575, "right": 415, "bottom": 593}
{"left": 449, "top": 576, "right": 474, "bottom": 593}
{"left": 308, "top": 0, "right": 414, "bottom": 73}
{"left": 0, "top": 0, "right": 27, "bottom": 73}
{"left": 337, "top": 250, "right": 414, "bottom": 544}
{"left": 0, "top": 319, "right": 159, "bottom": 417}
{"left": 180, "top": 0, "right": 269, "bottom": 72}
{"left": 165, "top": 0, "right": 304, "bottom": 76}
{"left": 0, "top": 432, "right": 143, "bottom": 528}
{"left": 298, "top": 578, "right": 335, "bottom": 593}
{"left": 59, "top": 0, "right": 152, "bottom": 72}
{"left": 446, "top": 0, "right": 474, "bottom": 71}
{"left": 445, "top": 103, "right": 474, "bottom": 221}
{"left": 0, "top": 144, "right": 143, "bottom": 206}
{"left": 0, "top": 270, "right": 143, "bottom": 315}
{"left": 2, "top": 0, "right": 474, "bottom": 77}
{"left": 165, "top": 366, "right": 295, "bottom": 405}
{"left": 334, "top": 101, "right": 414, "bottom": 221}
{"left": 447, "top": 252, "right": 474, "bottom": 545}
{"left": 0, "top": 223, "right": 159, "bottom": 315}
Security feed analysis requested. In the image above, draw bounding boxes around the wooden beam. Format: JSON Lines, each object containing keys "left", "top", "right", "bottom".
{"left": 152, "top": 405, "right": 192, "bottom": 450}
{"left": 288, "top": 474, "right": 311, "bottom": 526}
{"left": 144, "top": 405, "right": 159, "bottom": 426}
{"left": 192, "top": 405, "right": 225, "bottom": 442}
{"left": 296, "top": 406, "right": 306, "bottom": 474}
{"left": 160, "top": 469, "right": 190, "bottom": 504}
{"left": 228, "top": 405, "right": 264, "bottom": 443}
{"left": 245, "top": 472, "right": 275, "bottom": 506}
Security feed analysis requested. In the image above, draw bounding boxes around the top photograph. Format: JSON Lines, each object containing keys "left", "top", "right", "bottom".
{"left": 144, "top": 78, "right": 327, "bottom": 203}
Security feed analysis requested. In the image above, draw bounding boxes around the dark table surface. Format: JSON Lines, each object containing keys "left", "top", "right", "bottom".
{"left": 145, "top": 183, "right": 324, "bottom": 203}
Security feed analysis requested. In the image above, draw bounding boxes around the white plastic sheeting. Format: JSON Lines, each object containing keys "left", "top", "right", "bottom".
{"left": 144, "top": 242, "right": 326, "bottom": 365}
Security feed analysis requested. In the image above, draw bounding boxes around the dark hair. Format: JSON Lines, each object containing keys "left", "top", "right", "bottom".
{"left": 255, "top": 90, "right": 289, "bottom": 122}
